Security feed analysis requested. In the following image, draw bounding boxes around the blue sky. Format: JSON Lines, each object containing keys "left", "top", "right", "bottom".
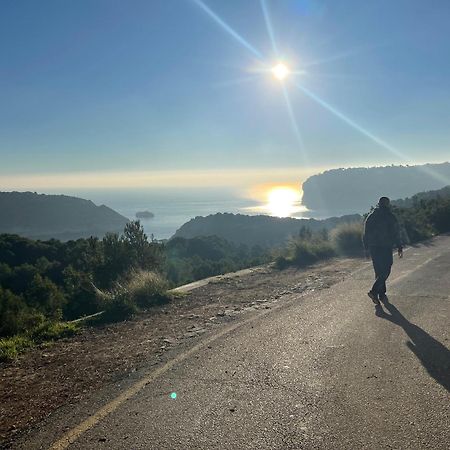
{"left": 1, "top": 0, "right": 450, "bottom": 189}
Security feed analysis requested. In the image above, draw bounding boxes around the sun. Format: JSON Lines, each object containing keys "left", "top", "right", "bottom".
{"left": 267, "top": 186, "right": 300, "bottom": 217}
{"left": 272, "top": 62, "right": 290, "bottom": 81}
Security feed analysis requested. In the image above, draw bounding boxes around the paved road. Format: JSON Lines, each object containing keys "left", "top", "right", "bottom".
{"left": 22, "top": 236, "right": 450, "bottom": 449}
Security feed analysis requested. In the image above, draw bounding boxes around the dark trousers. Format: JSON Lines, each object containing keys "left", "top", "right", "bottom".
{"left": 369, "top": 246, "right": 393, "bottom": 295}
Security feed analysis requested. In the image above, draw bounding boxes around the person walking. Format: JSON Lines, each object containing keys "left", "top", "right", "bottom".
{"left": 363, "top": 196, "right": 403, "bottom": 305}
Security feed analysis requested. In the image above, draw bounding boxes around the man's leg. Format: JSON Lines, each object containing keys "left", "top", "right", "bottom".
{"left": 379, "top": 247, "right": 393, "bottom": 295}
{"left": 370, "top": 246, "right": 384, "bottom": 295}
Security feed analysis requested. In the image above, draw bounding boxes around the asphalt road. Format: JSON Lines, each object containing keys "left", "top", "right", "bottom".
{"left": 20, "top": 236, "right": 450, "bottom": 450}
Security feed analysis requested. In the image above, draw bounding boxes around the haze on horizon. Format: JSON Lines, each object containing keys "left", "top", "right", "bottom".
{"left": 1, "top": 0, "right": 450, "bottom": 196}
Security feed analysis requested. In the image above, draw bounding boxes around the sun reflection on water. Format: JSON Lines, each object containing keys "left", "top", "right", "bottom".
{"left": 243, "top": 185, "right": 307, "bottom": 218}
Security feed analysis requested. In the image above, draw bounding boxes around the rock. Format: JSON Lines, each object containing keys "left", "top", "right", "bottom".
{"left": 188, "top": 314, "right": 200, "bottom": 319}
{"left": 194, "top": 328, "right": 206, "bottom": 334}
{"left": 183, "top": 332, "right": 198, "bottom": 338}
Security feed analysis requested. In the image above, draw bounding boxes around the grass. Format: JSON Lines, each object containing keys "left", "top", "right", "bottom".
{"left": 275, "top": 222, "right": 365, "bottom": 270}
{"left": 29, "top": 321, "right": 79, "bottom": 343}
{"left": 0, "top": 321, "right": 79, "bottom": 362}
{"left": 275, "top": 238, "right": 336, "bottom": 269}
{"left": 0, "top": 336, "right": 34, "bottom": 362}
{"left": 98, "top": 270, "right": 172, "bottom": 323}
{"left": 331, "top": 222, "right": 364, "bottom": 257}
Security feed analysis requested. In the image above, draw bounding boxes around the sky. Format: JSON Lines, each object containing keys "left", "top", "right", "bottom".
{"left": 1, "top": 0, "right": 450, "bottom": 192}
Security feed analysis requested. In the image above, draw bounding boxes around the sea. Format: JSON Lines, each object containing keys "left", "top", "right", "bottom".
{"left": 55, "top": 188, "right": 338, "bottom": 241}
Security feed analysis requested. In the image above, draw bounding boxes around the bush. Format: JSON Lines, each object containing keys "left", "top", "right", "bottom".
{"left": 99, "top": 270, "right": 170, "bottom": 323}
{"left": 429, "top": 199, "right": 450, "bottom": 233}
{"left": 290, "top": 239, "right": 335, "bottom": 266}
{"left": 29, "top": 321, "right": 78, "bottom": 343}
{"left": 274, "top": 255, "right": 290, "bottom": 270}
{"left": 276, "top": 237, "right": 335, "bottom": 268}
{"left": 100, "top": 290, "right": 137, "bottom": 323}
{"left": 331, "top": 222, "right": 364, "bottom": 256}
{"left": 0, "top": 287, "right": 46, "bottom": 337}
{"left": 0, "top": 336, "right": 33, "bottom": 362}
{"left": 62, "top": 266, "right": 101, "bottom": 320}
{"left": 126, "top": 271, "right": 170, "bottom": 308}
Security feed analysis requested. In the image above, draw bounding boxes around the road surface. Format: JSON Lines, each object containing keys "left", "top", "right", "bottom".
{"left": 19, "top": 236, "right": 450, "bottom": 449}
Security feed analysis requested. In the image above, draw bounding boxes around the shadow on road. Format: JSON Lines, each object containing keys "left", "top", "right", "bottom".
{"left": 375, "top": 301, "right": 450, "bottom": 392}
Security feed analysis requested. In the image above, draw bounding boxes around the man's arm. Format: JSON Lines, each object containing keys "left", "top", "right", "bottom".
{"left": 362, "top": 213, "right": 373, "bottom": 256}
{"left": 392, "top": 214, "right": 403, "bottom": 258}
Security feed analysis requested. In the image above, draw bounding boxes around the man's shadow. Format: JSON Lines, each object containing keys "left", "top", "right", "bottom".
{"left": 375, "top": 299, "right": 450, "bottom": 392}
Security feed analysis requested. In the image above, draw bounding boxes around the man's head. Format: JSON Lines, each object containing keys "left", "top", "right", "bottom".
{"left": 378, "top": 196, "right": 391, "bottom": 208}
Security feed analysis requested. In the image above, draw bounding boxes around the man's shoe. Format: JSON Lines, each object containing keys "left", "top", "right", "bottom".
{"left": 368, "top": 291, "right": 380, "bottom": 305}
{"left": 379, "top": 293, "right": 389, "bottom": 303}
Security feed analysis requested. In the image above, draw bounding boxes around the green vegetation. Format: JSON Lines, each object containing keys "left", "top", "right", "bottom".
{"left": 164, "top": 235, "right": 270, "bottom": 285}
{"left": 0, "top": 336, "right": 33, "bottom": 362}
{"left": 275, "top": 227, "right": 336, "bottom": 269}
{"left": 394, "top": 197, "right": 450, "bottom": 243}
{"left": 0, "top": 221, "right": 166, "bottom": 360}
{"left": 99, "top": 271, "right": 171, "bottom": 323}
{"left": 275, "top": 191, "right": 450, "bottom": 268}
{"left": 173, "top": 212, "right": 362, "bottom": 247}
{"left": 0, "top": 322, "right": 78, "bottom": 362}
{"left": 331, "top": 222, "right": 365, "bottom": 256}
{"left": 1, "top": 188, "right": 449, "bottom": 361}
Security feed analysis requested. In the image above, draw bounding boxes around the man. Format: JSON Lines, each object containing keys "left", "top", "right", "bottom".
{"left": 363, "top": 196, "right": 403, "bottom": 305}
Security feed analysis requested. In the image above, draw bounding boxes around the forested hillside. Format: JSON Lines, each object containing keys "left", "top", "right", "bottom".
{"left": 172, "top": 212, "right": 362, "bottom": 247}
{"left": 0, "top": 192, "right": 128, "bottom": 240}
{"left": 301, "top": 162, "right": 450, "bottom": 213}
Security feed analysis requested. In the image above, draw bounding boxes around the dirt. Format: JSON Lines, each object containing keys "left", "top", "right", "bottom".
{"left": 0, "top": 258, "right": 361, "bottom": 448}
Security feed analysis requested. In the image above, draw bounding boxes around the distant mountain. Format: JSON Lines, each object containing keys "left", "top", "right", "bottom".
{"left": 301, "top": 162, "right": 450, "bottom": 214}
{"left": 172, "top": 212, "right": 361, "bottom": 247}
{"left": 0, "top": 191, "right": 129, "bottom": 240}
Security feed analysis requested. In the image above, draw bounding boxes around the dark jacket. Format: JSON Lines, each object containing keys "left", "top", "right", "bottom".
{"left": 363, "top": 206, "right": 402, "bottom": 250}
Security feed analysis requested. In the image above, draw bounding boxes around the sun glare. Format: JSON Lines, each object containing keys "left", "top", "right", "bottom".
{"left": 272, "top": 63, "right": 290, "bottom": 81}
{"left": 267, "top": 186, "right": 300, "bottom": 217}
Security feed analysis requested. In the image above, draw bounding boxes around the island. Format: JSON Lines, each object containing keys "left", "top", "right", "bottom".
{"left": 136, "top": 210, "right": 155, "bottom": 219}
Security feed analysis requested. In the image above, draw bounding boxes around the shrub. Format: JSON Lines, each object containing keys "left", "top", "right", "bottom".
{"left": 276, "top": 237, "right": 335, "bottom": 268}
{"left": 0, "top": 336, "right": 33, "bottom": 362}
{"left": 429, "top": 199, "right": 450, "bottom": 233}
{"left": 29, "top": 321, "right": 78, "bottom": 343}
{"left": 0, "top": 287, "right": 46, "bottom": 337}
{"left": 98, "top": 270, "right": 170, "bottom": 322}
{"left": 290, "top": 239, "right": 335, "bottom": 266}
{"left": 331, "top": 222, "right": 364, "bottom": 256}
{"left": 100, "top": 289, "right": 137, "bottom": 323}
{"left": 126, "top": 270, "right": 170, "bottom": 308}
{"left": 274, "top": 255, "right": 290, "bottom": 270}
{"left": 62, "top": 266, "right": 101, "bottom": 320}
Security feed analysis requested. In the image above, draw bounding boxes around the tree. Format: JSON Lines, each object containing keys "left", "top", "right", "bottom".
{"left": 25, "top": 274, "right": 65, "bottom": 320}
{"left": 123, "top": 221, "right": 164, "bottom": 271}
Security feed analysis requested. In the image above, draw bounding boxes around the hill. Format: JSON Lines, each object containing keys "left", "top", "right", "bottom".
{"left": 172, "top": 212, "right": 361, "bottom": 247}
{"left": 0, "top": 191, "right": 129, "bottom": 240}
{"left": 301, "top": 162, "right": 450, "bottom": 213}
{"left": 392, "top": 185, "right": 450, "bottom": 208}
